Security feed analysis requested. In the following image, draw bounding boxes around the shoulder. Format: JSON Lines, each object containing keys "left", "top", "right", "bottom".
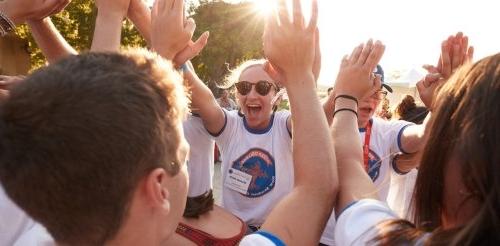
{"left": 240, "top": 231, "right": 285, "bottom": 246}
{"left": 335, "top": 199, "right": 398, "bottom": 246}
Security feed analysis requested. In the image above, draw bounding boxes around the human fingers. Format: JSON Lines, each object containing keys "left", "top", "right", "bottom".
{"left": 277, "top": 0, "right": 290, "bottom": 26}
{"left": 292, "top": 0, "right": 304, "bottom": 29}
{"left": 356, "top": 38, "right": 373, "bottom": 65}
{"left": 348, "top": 43, "right": 364, "bottom": 65}
{"left": 307, "top": 0, "right": 318, "bottom": 32}
{"left": 364, "top": 40, "right": 385, "bottom": 71}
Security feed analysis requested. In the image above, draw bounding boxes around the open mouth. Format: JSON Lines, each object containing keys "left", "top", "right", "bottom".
{"left": 246, "top": 104, "right": 262, "bottom": 116}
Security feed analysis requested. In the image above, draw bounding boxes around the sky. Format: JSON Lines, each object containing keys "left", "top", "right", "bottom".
{"left": 150, "top": 0, "right": 500, "bottom": 86}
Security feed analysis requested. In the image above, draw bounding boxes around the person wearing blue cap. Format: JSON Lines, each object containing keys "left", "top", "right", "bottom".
{"left": 319, "top": 35, "right": 468, "bottom": 244}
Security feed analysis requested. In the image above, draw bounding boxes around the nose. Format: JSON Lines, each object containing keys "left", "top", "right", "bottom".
{"left": 246, "top": 84, "right": 260, "bottom": 98}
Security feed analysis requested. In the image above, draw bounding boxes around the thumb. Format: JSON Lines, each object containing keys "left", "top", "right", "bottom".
{"left": 264, "top": 61, "right": 286, "bottom": 85}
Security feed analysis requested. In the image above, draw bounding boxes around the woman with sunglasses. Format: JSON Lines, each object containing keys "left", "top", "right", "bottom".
{"left": 184, "top": 57, "right": 295, "bottom": 232}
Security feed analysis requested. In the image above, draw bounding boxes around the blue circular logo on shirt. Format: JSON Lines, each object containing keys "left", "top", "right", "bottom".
{"left": 232, "top": 148, "right": 276, "bottom": 197}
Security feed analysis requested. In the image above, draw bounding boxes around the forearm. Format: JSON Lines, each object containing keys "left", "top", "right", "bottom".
{"left": 0, "top": 1, "right": 21, "bottom": 24}
{"left": 332, "top": 98, "right": 378, "bottom": 215}
{"left": 401, "top": 112, "right": 432, "bottom": 154}
{"left": 323, "top": 94, "right": 335, "bottom": 126}
{"left": 127, "top": 1, "right": 151, "bottom": 46}
{"left": 287, "top": 74, "right": 337, "bottom": 196}
{"left": 27, "top": 18, "right": 77, "bottom": 63}
{"left": 91, "top": 13, "right": 124, "bottom": 52}
{"left": 184, "top": 69, "right": 224, "bottom": 133}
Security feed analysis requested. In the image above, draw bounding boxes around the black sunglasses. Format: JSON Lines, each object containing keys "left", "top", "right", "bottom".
{"left": 235, "top": 80, "right": 277, "bottom": 96}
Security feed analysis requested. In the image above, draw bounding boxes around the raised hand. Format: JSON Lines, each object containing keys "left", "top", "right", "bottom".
{"left": 0, "top": 0, "right": 70, "bottom": 24}
{"left": 0, "top": 75, "right": 25, "bottom": 101}
{"left": 263, "top": 0, "right": 318, "bottom": 87}
{"left": 127, "top": 0, "right": 152, "bottom": 45}
{"left": 334, "top": 39, "right": 386, "bottom": 100}
{"left": 418, "top": 32, "right": 473, "bottom": 109}
{"left": 151, "top": 0, "right": 208, "bottom": 66}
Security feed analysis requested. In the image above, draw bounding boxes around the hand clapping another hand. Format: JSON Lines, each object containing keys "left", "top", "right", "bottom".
{"left": 0, "top": 0, "right": 70, "bottom": 24}
{"left": 334, "top": 39, "right": 386, "bottom": 101}
{"left": 151, "top": 0, "right": 208, "bottom": 66}
{"left": 418, "top": 32, "right": 474, "bottom": 109}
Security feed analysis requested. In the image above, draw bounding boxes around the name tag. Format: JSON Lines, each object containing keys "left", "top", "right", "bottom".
{"left": 224, "top": 168, "right": 252, "bottom": 194}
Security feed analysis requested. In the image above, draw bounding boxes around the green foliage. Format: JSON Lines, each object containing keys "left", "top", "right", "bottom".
{"left": 15, "top": 0, "right": 146, "bottom": 70}
{"left": 14, "top": 0, "right": 263, "bottom": 86}
{"left": 190, "top": 0, "right": 265, "bottom": 90}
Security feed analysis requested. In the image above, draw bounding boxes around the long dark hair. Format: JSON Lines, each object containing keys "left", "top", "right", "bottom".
{"left": 374, "top": 53, "right": 500, "bottom": 245}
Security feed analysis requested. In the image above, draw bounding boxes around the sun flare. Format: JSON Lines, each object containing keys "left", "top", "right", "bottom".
{"left": 252, "top": 0, "right": 275, "bottom": 17}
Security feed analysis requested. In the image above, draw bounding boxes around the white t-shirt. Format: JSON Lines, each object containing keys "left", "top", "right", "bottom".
{"left": 387, "top": 168, "right": 418, "bottom": 218}
{"left": 214, "top": 110, "right": 293, "bottom": 226}
{"left": 183, "top": 114, "right": 215, "bottom": 197}
{"left": 0, "top": 185, "right": 53, "bottom": 246}
{"left": 320, "top": 117, "right": 412, "bottom": 245}
{"left": 334, "top": 199, "right": 398, "bottom": 245}
{"left": 240, "top": 231, "right": 286, "bottom": 246}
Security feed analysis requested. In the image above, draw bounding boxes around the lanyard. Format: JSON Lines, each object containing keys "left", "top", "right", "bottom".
{"left": 363, "top": 120, "right": 373, "bottom": 172}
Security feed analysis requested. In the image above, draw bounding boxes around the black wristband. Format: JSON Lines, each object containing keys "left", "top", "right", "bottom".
{"left": 334, "top": 94, "right": 358, "bottom": 106}
{"left": 333, "top": 108, "right": 358, "bottom": 118}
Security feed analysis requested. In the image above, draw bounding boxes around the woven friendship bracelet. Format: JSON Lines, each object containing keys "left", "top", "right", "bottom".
{"left": 333, "top": 108, "right": 358, "bottom": 118}
{"left": 334, "top": 94, "right": 358, "bottom": 106}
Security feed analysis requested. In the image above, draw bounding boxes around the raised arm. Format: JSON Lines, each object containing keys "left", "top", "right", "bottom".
{"left": 254, "top": 1, "right": 337, "bottom": 245}
{"left": 127, "top": 0, "right": 152, "bottom": 46}
{"left": 396, "top": 32, "right": 473, "bottom": 171}
{"left": 150, "top": 0, "right": 221, "bottom": 134}
{"left": 27, "top": 17, "right": 77, "bottom": 63}
{"left": 332, "top": 40, "right": 386, "bottom": 214}
{"left": 91, "top": 0, "right": 131, "bottom": 52}
{"left": 0, "top": 0, "right": 69, "bottom": 25}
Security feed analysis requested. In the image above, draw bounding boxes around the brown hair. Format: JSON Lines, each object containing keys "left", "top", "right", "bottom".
{"left": 374, "top": 53, "right": 500, "bottom": 245}
{"left": 394, "top": 95, "right": 429, "bottom": 124}
{"left": 0, "top": 48, "right": 188, "bottom": 245}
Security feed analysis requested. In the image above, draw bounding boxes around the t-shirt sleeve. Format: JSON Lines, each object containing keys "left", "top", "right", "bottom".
{"left": 212, "top": 109, "right": 237, "bottom": 150}
{"left": 239, "top": 231, "right": 286, "bottom": 246}
{"left": 375, "top": 118, "right": 414, "bottom": 155}
{"left": 334, "top": 199, "right": 399, "bottom": 246}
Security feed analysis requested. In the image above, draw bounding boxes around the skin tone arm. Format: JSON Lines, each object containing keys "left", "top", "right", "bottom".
{"left": 332, "top": 40, "right": 386, "bottom": 213}
{"left": 27, "top": 17, "right": 77, "bottom": 63}
{"left": 91, "top": 0, "right": 131, "bottom": 52}
{"left": 150, "top": 0, "right": 221, "bottom": 134}
{"left": 257, "top": 1, "right": 337, "bottom": 245}
{"left": 0, "top": 0, "right": 69, "bottom": 25}
{"left": 396, "top": 32, "right": 473, "bottom": 172}
{"left": 127, "top": 0, "right": 152, "bottom": 46}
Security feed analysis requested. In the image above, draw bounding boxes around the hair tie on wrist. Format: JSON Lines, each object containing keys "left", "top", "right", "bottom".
{"left": 334, "top": 94, "right": 358, "bottom": 106}
{"left": 333, "top": 108, "right": 358, "bottom": 118}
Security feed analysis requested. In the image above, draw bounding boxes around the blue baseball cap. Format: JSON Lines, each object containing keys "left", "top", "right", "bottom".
{"left": 374, "top": 65, "right": 393, "bottom": 93}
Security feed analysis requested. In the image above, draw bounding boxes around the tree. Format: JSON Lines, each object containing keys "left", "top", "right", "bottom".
{"left": 190, "top": 0, "right": 265, "bottom": 90}
{"left": 15, "top": 0, "right": 146, "bottom": 70}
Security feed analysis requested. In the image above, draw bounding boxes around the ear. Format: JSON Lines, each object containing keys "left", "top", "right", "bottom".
{"left": 144, "top": 168, "right": 171, "bottom": 213}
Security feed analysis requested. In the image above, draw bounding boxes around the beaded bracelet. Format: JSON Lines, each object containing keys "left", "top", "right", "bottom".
{"left": 333, "top": 108, "right": 358, "bottom": 118}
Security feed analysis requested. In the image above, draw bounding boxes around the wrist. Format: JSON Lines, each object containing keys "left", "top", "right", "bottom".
{"left": 335, "top": 97, "right": 357, "bottom": 111}
{"left": 283, "top": 72, "right": 315, "bottom": 90}
{"left": 0, "top": 2, "right": 20, "bottom": 25}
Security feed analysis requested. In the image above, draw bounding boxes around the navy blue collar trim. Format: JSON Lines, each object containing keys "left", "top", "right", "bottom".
{"left": 359, "top": 118, "right": 373, "bottom": 133}
{"left": 243, "top": 114, "right": 275, "bottom": 134}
